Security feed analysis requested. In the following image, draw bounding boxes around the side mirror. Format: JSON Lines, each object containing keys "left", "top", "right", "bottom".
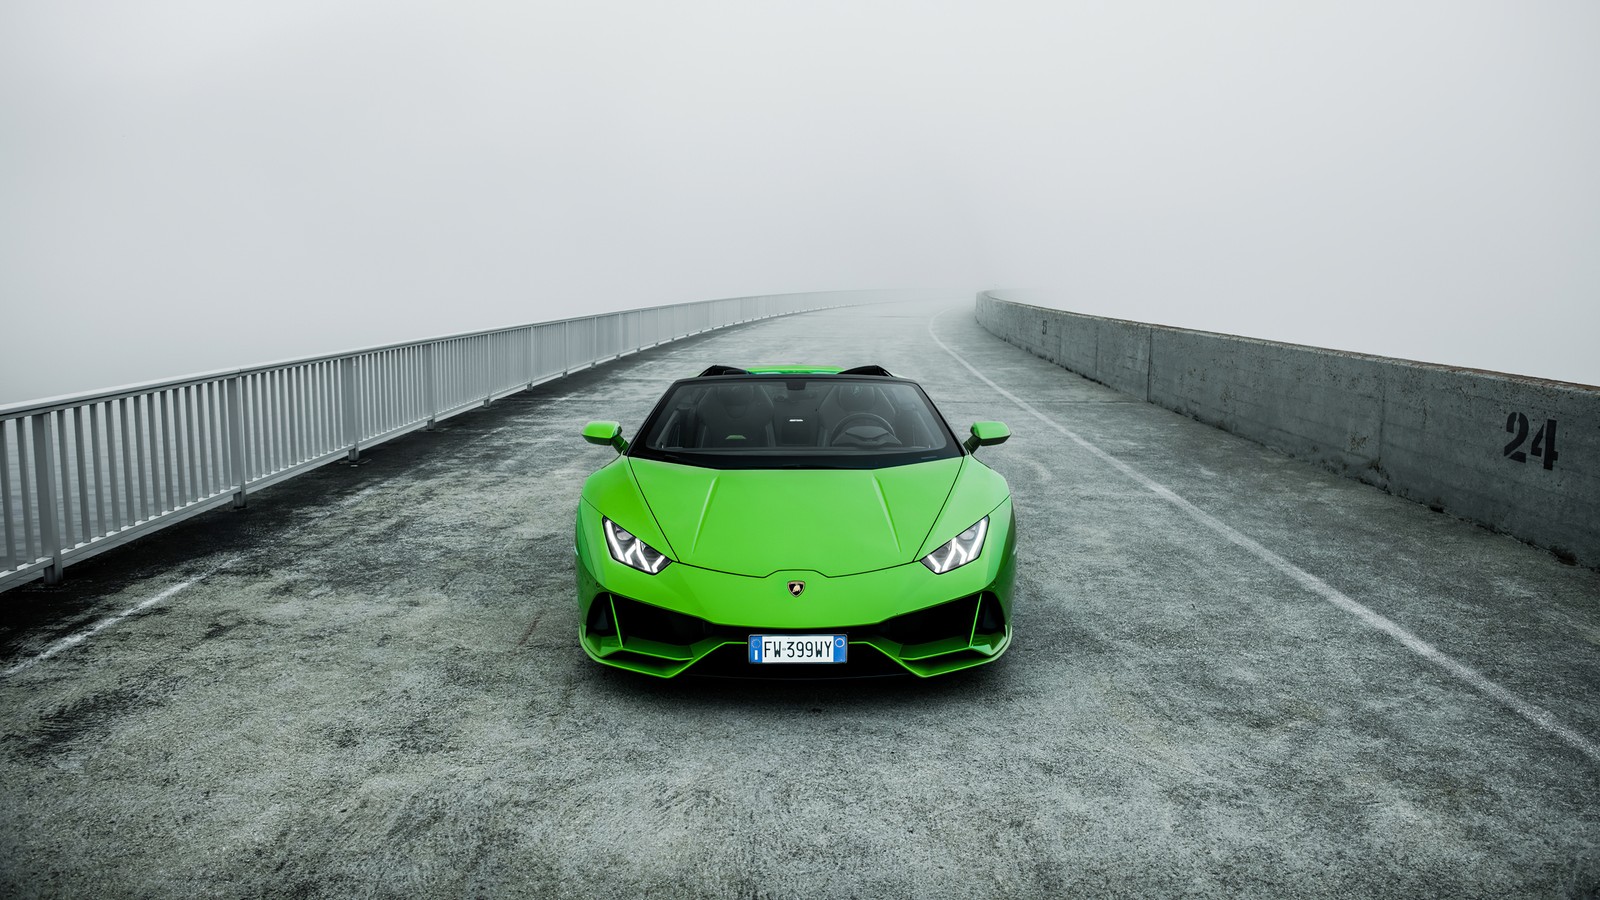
{"left": 582, "top": 421, "right": 628, "bottom": 453}
{"left": 964, "top": 421, "right": 1010, "bottom": 453}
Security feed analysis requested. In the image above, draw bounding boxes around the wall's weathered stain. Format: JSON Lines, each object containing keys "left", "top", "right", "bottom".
{"left": 977, "top": 291, "right": 1600, "bottom": 569}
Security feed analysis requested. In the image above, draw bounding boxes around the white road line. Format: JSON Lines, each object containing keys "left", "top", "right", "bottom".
{"left": 2, "top": 577, "right": 201, "bottom": 678}
{"left": 929, "top": 308, "right": 1600, "bottom": 766}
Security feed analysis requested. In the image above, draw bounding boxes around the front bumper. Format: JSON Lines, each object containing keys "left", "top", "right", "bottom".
{"left": 574, "top": 498, "right": 1017, "bottom": 678}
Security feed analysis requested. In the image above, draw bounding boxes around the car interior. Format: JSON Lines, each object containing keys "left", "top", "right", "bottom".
{"left": 647, "top": 380, "right": 949, "bottom": 452}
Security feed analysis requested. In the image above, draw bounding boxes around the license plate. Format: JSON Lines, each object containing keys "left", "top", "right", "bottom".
{"left": 748, "top": 635, "right": 847, "bottom": 664}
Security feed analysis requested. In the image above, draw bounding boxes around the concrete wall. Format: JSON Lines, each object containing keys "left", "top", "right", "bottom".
{"left": 977, "top": 291, "right": 1600, "bottom": 569}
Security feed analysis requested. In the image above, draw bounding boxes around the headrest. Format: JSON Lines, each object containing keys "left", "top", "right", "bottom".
{"left": 836, "top": 384, "right": 876, "bottom": 412}
{"left": 714, "top": 384, "right": 757, "bottom": 409}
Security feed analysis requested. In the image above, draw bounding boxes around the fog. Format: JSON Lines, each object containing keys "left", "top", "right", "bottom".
{"left": 4, "top": 1, "right": 1597, "bottom": 404}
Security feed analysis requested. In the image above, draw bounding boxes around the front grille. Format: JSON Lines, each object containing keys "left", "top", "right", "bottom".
{"left": 586, "top": 590, "right": 1006, "bottom": 676}
{"left": 974, "top": 592, "right": 1005, "bottom": 641}
{"left": 585, "top": 595, "right": 618, "bottom": 637}
{"left": 872, "top": 595, "right": 981, "bottom": 646}
{"left": 611, "top": 594, "right": 715, "bottom": 645}
{"left": 690, "top": 643, "right": 905, "bottom": 679}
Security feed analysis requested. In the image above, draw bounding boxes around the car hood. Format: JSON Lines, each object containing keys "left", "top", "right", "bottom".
{"left": 628, "top": 457, "right": 965, "bottom": 577}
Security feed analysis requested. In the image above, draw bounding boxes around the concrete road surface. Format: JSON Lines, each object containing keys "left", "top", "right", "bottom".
{"left": 2, "top": 301, "right": 1597, "bottom": 898}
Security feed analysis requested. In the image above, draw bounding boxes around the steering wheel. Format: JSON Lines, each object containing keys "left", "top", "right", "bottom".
{"left": 827, "top": 412, "right": 897, "bottom": 445}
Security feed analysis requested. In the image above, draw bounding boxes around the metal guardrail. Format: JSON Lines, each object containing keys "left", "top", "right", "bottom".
{"left": 1, "top": 291, "right": 858, "bottom": 591}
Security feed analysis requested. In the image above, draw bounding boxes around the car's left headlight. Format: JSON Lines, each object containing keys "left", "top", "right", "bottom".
{"left": 603, "top": 517, "right": 671, "bottom": 574}
{"left": 921, "top": 517, "right": 988, "bottom": 574}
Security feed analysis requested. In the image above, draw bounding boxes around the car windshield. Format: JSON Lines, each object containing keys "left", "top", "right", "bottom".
{"left": 630, "top": 376, "right": 962, "bottom": 470}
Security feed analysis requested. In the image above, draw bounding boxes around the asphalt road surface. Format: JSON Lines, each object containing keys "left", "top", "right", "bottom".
{"left": 2, "top": 301, "right": 1597, "bottom": 898}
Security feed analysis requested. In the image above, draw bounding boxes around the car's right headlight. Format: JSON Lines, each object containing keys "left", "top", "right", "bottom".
{"left": 603, "top": 517, "right": 671, "bottom": 574}
{"left": 921, "top": 517, "right": 988, "bottom": 574}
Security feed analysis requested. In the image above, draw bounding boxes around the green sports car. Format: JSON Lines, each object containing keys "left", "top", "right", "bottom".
{"left": 574, "top": 364, "right": 1014, "bottom": 677}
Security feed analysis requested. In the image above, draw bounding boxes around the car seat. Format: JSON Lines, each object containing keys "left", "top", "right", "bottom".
{"left": 695, "top": 384, "right": 776, "bottom": 448}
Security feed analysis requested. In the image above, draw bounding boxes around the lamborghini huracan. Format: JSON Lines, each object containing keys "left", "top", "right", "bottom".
{"left": 574, "top": 365, "right": 1015, "bottom": 677}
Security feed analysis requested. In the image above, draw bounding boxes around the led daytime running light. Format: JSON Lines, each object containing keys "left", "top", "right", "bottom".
{"left": 603, "top": 518, "right": 670, "bottom": 574}
{"left": 921, "top": 517, "right": 988, "bottom": 574}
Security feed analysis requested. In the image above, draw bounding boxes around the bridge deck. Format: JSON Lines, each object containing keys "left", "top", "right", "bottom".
{"left": 2, "top": 302, "right": 1597, "bottom": 898}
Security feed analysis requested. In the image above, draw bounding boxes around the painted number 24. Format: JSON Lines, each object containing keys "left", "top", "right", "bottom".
{"left": 1504, "top": 413, "right": 1558, "bottom": 470}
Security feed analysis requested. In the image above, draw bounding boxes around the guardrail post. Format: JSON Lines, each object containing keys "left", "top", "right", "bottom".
{"left": 226, "top": 376, "right": 248, "bottom": 509}
{"left": 524, "top": 327, "right": 535, "bottom": 389}
{"left": 30, "top": 414, "right": 63, "bottom": 585}
{"left": 423, "top": 343, "right": 438, "bottom": 429}
{"left": 483, "top": 335, "right": 495, "bottom": 407}
{"left": 341, "top": 356, "right": 360, "bottom": 462}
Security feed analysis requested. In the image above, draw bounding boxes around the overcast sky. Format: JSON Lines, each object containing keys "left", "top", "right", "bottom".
{"left": 3, "top": 1, "right": 1597, "bottom": 403}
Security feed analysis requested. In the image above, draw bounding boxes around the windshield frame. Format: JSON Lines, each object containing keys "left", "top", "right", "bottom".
{"left": 626, "top": 374, "right": 965, "bottom": 470}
